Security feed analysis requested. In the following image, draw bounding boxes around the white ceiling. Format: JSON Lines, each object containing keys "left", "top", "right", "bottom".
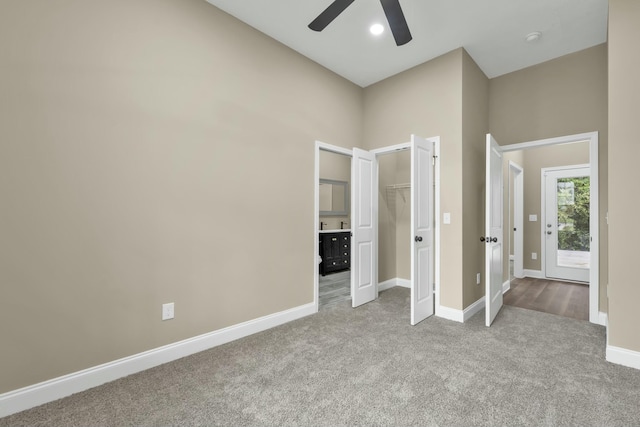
{"left": 205, "top": 0, "right": 608, "bottom": 88}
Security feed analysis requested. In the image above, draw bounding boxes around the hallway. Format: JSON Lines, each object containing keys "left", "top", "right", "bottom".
{"left": 504, "top": 277, "right": 589, "bottom": 321}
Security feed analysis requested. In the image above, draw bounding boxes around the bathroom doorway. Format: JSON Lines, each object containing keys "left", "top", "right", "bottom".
{"left": 317, "top": 148, "right": 352, "bottom": 309}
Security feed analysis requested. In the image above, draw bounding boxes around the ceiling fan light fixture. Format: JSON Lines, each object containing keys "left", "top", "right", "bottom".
{"left": 370, "top": 23, "right": 385, "bottom": 35}
{"left": 308, "top": 0, "right": 411, "bottom": 46}
{"left": 525, "top": 31, "right": 542, "bottom": 42}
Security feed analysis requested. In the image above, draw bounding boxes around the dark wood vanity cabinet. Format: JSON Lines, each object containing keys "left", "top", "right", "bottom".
{"left": 319, "top": 231, "right": 351, "bottom": 275}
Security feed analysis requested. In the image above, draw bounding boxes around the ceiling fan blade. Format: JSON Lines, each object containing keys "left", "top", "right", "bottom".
{"left": 309, "top": 0, "right": 355, "bottom": 32}
{"left": 380, "top": 0, "right": 412, "bottom": 46}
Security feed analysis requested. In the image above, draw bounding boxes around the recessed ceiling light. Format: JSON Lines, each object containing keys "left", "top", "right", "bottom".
{"left": 370, "top": 23, "right": 384, "bottom": 36}
{"left": 525, "top": 31, "right": 542, "bottom": 42}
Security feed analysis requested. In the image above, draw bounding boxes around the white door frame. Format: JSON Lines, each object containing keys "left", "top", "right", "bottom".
{"left": 500, "top": 131, "right": 601, "bottom": 325}
{"left": 314, "top": 141, "right": 353, "bottom": 313}
{"left": 509, "top": 161, "right": 524, "bottom": 279}
{"left": 542, "top": 165, "right": 591, "bottom": 283}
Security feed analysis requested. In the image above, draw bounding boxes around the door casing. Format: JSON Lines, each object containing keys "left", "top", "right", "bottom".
{"left": 509, "top": 161, "right": 524, "bottom": 279}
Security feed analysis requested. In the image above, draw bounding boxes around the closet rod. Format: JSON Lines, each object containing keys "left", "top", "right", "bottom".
{"left": 386, "top": 183, "right": 410, "bottom": 189}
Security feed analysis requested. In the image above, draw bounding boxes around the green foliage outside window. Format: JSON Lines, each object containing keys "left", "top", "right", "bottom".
{"left": 557, "top": 177, "right": 590, "bottom": 251}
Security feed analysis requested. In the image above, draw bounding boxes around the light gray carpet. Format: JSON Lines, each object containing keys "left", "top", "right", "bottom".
{"left": 2, "top": 287, "right": 640, "bottom": 427}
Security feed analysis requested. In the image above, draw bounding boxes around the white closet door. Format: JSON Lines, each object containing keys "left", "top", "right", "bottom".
{"left": 351, "top": 148, "right": 378, "bottom": 307}
{"left": 410, "top": 135, "right": 435, "bottom": 325}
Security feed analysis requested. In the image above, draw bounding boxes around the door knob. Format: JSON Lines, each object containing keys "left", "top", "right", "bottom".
{"left": 547, "top": 224, "right": 552, "bottom": 228}
{"left": 490, "top": 237, "right": 498, "bottom": 243}
{"left": 415, "top": 236, "right": 423, "bottom": 242}
{"left": 547, "top": 231, "right": 552, "bottom": 235}
{"left": 480, "top": 236, "right": 486, "bottom": 242}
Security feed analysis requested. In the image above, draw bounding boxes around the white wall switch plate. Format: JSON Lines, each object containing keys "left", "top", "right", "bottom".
{"left": 443, "top": 212, "right": 451, "bottom": 224}
{"left": 162, "top": 302, "right": 175, "bottom": 320}
{"left": 531, "top": 252, "right": 537, "bottom": 260}
{"left": 476, "top": 273, "right": 481, "bottom": 285}
{"left": 529, "top": 214, "right": 537, "bottom": 222}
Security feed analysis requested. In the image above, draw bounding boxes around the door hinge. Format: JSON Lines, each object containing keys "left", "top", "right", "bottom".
{"left": 432, "top": 155, "right": 438, "bottom": 165}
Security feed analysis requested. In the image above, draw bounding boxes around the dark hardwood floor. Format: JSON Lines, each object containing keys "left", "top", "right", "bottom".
{"left": 504, "top": 277, "right": 589, "bottom": 321}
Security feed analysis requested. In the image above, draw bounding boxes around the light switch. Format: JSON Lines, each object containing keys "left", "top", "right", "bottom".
{"left": 529, "top": 214, "right": 537, "bottom": 222}
{"left": 443, "top": 212, "right": 451, "bottom": 224}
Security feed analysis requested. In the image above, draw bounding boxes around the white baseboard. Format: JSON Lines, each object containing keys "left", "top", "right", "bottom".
{"left": 396, "top": 278, "right": 411, "bottom": 289}
{"left": 436, "top": 305, "right": 463, "bottom": 323}
{"left": 436, "top": 296, "right": 485, "bottom": 323}
{"left": 502, "top": 280, "right": 511, "bottom": 294}
{"left": 606, "top": 345, "right": 640, "bottom": 370}
{"left": 0, "top": 302, "right": 316, "bottom": 418}
{"left": 523, "top": 269, "right": 543, "bottom": 279}
{"left": 378, "top": 278, "right": 411, "bottom": 292}
{"left": 598, "top": 311, "right": 608, "bottom": 327}
{"left": 378, "top": 279, "right": 396, "bottom": 292}
{"left": 463, "top": 296, "right": 485, "bottom": 322}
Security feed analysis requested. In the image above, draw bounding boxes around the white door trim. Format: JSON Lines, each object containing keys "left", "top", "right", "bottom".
{"left": 314, "top": 141, "right": 353, "bottom": 313}
{"left": 509, "top": 161, "right": 524, "bottom": 279}
{"left": 501, "top": 131, "right": 600, "bottom": 325}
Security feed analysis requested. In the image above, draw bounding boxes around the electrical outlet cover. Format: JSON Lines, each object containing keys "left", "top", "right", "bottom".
{"left": 162, "top": 302, "right": 175, "bottom": 320}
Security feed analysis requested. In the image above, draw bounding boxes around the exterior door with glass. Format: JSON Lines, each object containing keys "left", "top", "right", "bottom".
{"left": 544, "top": 166, "right": 590, "bottom": 283}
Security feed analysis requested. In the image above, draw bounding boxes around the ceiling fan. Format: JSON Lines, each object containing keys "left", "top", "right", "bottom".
{"left": 308, "top": 0, "right": 412, "bottom": 46}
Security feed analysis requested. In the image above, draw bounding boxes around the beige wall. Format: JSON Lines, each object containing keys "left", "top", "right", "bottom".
{"left": 319, "top": 150, "right": 351, "bottom": 230}
{"left": 378, "top": 154, "right": 398, "bottom": 281}
{"left": 0, "top": 0, "right": 363, "bottom": 393}
{"left": 395, "top": 151, "right": 411, "bottom": 280}
{"left": 489, "top": 44, "right": 608, "bottom": 312}
{"left": 461, "top": 50, "right": 490, "bottom": 307}
{"left": 3, "top": 0, "right": 632, "bottom": 399}
{"left": 377, "top": 151, "right": 411, "bottom": 282}
{"left": 363, "top": 49, "right": 464, "bottom": 309}
{"left": 608, "top": 0, "right": 640, "bottom": 352}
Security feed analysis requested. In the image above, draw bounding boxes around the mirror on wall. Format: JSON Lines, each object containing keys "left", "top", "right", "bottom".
{"left": 319, "top": 179, "right": 349, "bottom": 216}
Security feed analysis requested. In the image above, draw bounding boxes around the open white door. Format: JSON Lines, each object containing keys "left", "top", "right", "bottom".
{"left": 410, "top": 135, "right": 435, "bottom": 325}
{"left": 485, "top": 134, "right": 504, "bottom": 326}
{"left": 351, "top": 148, "right": 378, "bottom": 307}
